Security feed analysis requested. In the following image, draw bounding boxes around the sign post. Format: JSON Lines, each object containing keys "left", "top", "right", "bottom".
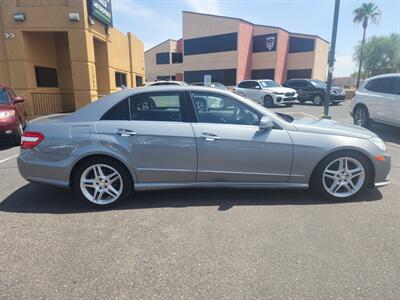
{"left": 323, "top": 0, "right": 340, "bottom": 119}
{"left": 204, "top": 75, "right": 211, "bottom": 87}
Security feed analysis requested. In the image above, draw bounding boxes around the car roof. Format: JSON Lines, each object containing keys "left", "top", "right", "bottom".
{"left": 147, "top": 80, "right": 187, "bottom": 85}
{"left": 66, "top": 86, "right": 263, "bottom": 122}
{"left": 365, "top": 73, "right": 400, "bottom": 80}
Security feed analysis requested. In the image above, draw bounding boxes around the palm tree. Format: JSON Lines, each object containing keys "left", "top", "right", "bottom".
{"left": 353, "top": 2, "right": 381, "bottom": 88}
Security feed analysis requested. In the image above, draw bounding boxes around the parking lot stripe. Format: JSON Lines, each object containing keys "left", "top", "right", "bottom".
{"left": 0, "top": 154, "right": 18, "bottom": 164}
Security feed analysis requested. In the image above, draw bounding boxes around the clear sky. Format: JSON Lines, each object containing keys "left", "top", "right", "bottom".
{"left": 112, "top": 0, "right": 400, "bottom": 77}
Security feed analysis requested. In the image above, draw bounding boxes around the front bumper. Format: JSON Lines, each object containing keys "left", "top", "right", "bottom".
{"left": 373, "top": 154, "right": 391, "bottom": 188}
{"left": 0, "top": 120, "right": 19, "bottom": 137}
{"left": 330, "top": 94, "right": 346, "bottom": 102}
{"left": 275, "top": 95, "right": 297, "bottom": 104}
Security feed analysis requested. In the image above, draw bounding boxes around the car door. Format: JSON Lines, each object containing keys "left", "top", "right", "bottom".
{"left": 392, "top": 77, "right": 400, "bottom": 125}
{"left": 364, "top": 77, "right": 397, "bottom": 123}
{"left": 96, "top": 91, "right": 197, "bottom": 183}
{"left": 189, "top": 91, "right": 293, "bottom": 183}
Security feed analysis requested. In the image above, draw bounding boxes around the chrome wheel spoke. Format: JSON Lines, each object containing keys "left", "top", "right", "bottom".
{"left": 349, "top": 168, "right": 363, "bottom": 179}
{"left": 105, "top": 186, "right": 119, "bottom": 198}
{"left": 81, "top": 178, "right": 96, "bottom": 188}
{"left": 106, "top": 172, "right": 119, "bottom": 184}
{"left": 329, "top": 180, "right": 341, "bottom": 193}
{"left": 324, "top": 169, "right": 338, "bottom": 179}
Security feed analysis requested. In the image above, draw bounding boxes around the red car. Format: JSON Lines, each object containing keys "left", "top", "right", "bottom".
{"left": 0, "top": 85, "right": 28, "bottom": 145}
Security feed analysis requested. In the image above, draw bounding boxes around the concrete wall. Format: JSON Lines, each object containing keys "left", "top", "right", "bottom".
{"left": 312, "top": 37, "right": 329, "bottom": 80}
{"left": 0, "top": 0, "right": 145, "bottom": 116}
{"left": 236, "top": 21, "right": 253, "bottom": 82}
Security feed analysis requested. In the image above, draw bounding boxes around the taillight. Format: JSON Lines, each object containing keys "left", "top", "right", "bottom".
{"left": 21, "top": 131, "right": 45, "bottom": 149}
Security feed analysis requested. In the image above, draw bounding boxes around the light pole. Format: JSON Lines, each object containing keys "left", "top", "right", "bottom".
{"left": 323, "top": 0, "right": 340, "bottom": 119}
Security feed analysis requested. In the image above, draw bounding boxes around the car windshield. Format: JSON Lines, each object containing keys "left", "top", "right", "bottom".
{"left": 260, "top": 80, "right": 281, "bottom": 88}
{"left": 309, "top": 80, "right": 327, "bottom": 88}
{"left": 0, "top": 88, "right": 9, "bottom": 104}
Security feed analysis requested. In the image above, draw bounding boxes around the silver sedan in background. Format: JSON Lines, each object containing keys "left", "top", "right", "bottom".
{"left": 18, "top": 86, "right": 391, "bottom": 208}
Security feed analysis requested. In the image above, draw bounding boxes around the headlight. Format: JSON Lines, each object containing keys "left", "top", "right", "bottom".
{"left": 369, "top": 137, "right": 386, "bottom": 151}
{"left": 0, "top": 110, "right": 15, "bottom": 120}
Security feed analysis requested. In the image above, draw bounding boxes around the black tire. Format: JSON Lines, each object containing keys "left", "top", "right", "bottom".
{"left": 353, "top": 105, "right": 371, "bottom": 128}
{"left": 298, "top": 98, "right": 306, "bottom": 104}
{"left": 263, "top": 95, "right": 274, "bottom": 108}
{"left": 312, "top": 94, "right": 324, "bottom": 106}
{"left": 311, "top": 151, "right": 372, "bottom": 201}
{"left": 73, "top": 157, "right": 133, "bottom": 208}
{"left": 13, "top": 123, "right": 23, "bottom": 146}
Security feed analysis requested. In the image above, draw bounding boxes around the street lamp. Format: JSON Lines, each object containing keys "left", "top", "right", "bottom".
{"left": 323, "top": 0, "right": 340, "bottom": 119}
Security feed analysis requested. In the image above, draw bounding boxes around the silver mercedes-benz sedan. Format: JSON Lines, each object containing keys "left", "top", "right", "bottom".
{"left": 17, "top": 86, "right": 391, "bottom": 208}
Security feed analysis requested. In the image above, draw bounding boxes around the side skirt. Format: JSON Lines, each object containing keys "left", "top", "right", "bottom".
{"left": 134, "top": 182, "right": 309, "bottom": 191}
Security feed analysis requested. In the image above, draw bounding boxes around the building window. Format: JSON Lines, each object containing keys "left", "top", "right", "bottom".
{"left": 251, "top": 69, "right": 275, "bottom": 80}
{"left": 288, "top": 37, "right": 315, "bottom": 53}
{"left": 253, "top": 33, "right": 278, "bottom": 53}
{"left": 35, "top": 66, "right": 58, "bottom": 87}
{"left": 156, "top": 75, "right": 171, "bottom": 81}
{"left": 172, "top": 52, "right": 183, "bottom": 64}
{"left": 184, "top": 32, "right": 237, "bottom": 56}
{"left": 286, "top": 69, "right": 312, "bottom": 80}
{"left": 156, "top": 52, "right": 170, "bottom": 64}
{"left": 184, "top": 69, "right": 237, "bottom": 86}
{"left": 115, "top": 72, "right": 127, "bottom": 87}
{"left": 135, "top": 75, "right": 143, "bottom": 87}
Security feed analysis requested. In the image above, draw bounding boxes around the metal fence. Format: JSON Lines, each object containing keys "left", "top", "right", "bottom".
{"left": 31, "top": 93, "right": 75, "bottom": 115}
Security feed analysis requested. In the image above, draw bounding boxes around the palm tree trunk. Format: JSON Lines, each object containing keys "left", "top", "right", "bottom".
{"left": 356, "top": 27, "right": 367, "bottom": 88}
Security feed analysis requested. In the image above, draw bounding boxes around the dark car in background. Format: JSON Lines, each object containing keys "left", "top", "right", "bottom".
{"left": 0, "top": 85, "right": 27, "bottom": 145}
{"left": 284, "top": 79, "right": 346, "bottom": 106}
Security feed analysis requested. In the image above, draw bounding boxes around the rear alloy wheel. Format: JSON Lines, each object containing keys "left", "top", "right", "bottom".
{"left": 312, "top": 94, "right": 323, "bottom": 106}
{"left": 353, "top": 106, "right": 371, "bottom": 128}
{"left": 74, "top": 158, "right": 132, "bottom": 208}
{"left": 312, "top": 151, "right": 371, "bottom": 201}
{"left": 263, "top": 95, "right": 274, "bottom": 108}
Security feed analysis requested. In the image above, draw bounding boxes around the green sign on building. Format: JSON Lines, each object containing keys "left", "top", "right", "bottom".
{"left": 88, "top": 0, "right": 112, "bottom": 26}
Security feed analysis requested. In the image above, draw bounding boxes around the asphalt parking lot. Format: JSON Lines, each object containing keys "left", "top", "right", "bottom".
{"left": 1, "top": 100, "right": 399, "bottom": 299}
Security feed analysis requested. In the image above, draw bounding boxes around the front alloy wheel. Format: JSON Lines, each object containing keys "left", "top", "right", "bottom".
{"left": 312, "top": 95, "right": 323, "bottom": 106}
{"left": 322, "top": 157, "right": 365, "bottom": 198}
{"left": 353, "top": 106, "right": 371, "bottom": 128}
{"left": 312, "top": 151, "right": 370, "bottom": 201}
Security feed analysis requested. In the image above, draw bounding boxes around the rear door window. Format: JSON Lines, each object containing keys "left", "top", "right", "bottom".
{"left": 101, "top": 99, "right": 130, "bottom": 121}
{"left": 130, "top": 92, "right": 183, "bottom": 122}
{"left": 365, "top": 77, "right": 396, "bottom": 94}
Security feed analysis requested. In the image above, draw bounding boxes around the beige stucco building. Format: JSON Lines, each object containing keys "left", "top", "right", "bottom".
{"left": 0, "top": 0, "right": 145, "bottom": 117}
{"left": 145, "top": 11, "right": 329, "bottom": 86}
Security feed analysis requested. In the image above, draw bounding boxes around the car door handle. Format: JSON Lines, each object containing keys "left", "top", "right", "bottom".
{"left": 200, "top": 133, "right": 220, "bottom": 141}
{"left": 115, "top": 128, "right": 136, "bottom": 137}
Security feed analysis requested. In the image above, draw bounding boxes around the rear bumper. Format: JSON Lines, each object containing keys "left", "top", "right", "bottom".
{"left": 17, "top": 149, "right": 73, "bottom": 188}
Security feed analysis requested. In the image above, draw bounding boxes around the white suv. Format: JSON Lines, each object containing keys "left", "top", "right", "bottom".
{"left": 351, "top": 74, "right": 400, "bottom": 128}
{"left": 234, "top": 79, "right": 297, "bottom": 108}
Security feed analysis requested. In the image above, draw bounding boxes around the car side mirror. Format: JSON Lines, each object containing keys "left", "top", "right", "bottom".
{"left": 259, "top": 116, "right": 273, "bottom": 130}
{"left": 13, "top": 96, "right": 24, "bottom": 103}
